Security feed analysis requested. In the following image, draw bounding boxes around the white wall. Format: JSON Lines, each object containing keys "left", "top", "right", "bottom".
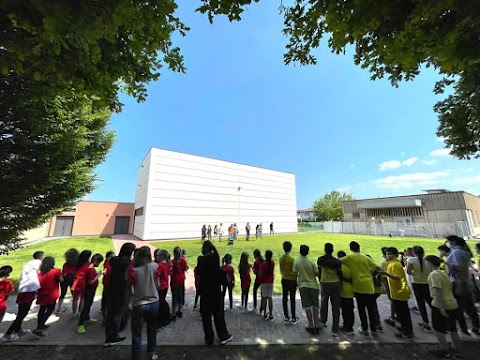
{"left": 133, "top": 150, "right": 152, "bottom": 239}
{"left": 134, "top": 148, "right": 298, "bottom": 240}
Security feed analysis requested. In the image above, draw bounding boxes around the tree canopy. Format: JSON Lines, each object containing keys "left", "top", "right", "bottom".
{"left": 313, "top": 191, "right": 353, "bottom": 221}
{"left": 198, "top": 0, "right": 480, "bottom": 159}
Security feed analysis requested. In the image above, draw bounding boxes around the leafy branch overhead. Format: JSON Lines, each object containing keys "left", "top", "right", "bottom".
{"left": 197, "top": 0, "right": 480, "bottom": 159}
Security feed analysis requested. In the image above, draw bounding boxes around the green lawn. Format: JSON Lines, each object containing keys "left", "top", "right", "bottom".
{"left": 0, "top": 237, "right": 115, "bottom": 293}
{"left": 151, "top": 233, "right": 465, "bottom": 295}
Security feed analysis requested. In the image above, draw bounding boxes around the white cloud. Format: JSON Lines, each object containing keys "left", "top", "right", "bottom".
{"left": 336, "top": 186, "right": 351, "bottom": 193}
{"left": 430, "top": 148, "right": 450, "bottom": 157}
{"left": 423, "top": 159, "right": 438, "bottom": 166}
{"left": 379, "top": 157, "right": 418, "bottom": 171}
{"left": 374, "top": 172, "right": 449, "bottom": 190}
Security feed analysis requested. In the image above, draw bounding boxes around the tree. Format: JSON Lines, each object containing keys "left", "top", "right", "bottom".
{"left": 197, "top": 0, "right": 480, "bottom": 158}
{"left": 313, "top": 191, "right": 353, "bottom": 221}
{"left": 0, "top": 0, "right": 188, "bottom": 111}
{"left": 0, "top": 74, "right": 114, "bottom": 253}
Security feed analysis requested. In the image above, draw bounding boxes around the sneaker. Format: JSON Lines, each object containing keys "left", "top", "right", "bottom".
{"left": 429, "top": 349, "right": 451, "bottom": 359}
{"left": 332, "top": 332, "right": 340, "bottom": 338}
{"left": 263, "top": 314, "right": 269, "bottom": 321}
{"left": 410, "top": 306, "right": 420, "bottom": 312}
{"left": 376, "top": 325, "right": 383, "bottom": 332}
{"left": 268, "top": 315, "right": 275, "bottom": 322}
{"left": 193, "top": 305, "right": 198, "bottom": 310}
{"left": 450, "top": 349, "right": 463, "bottom": 359}
{"left": 384, "top": 318, "right": 396, "bottom": 327}
{"left": 104, "top": 336, "right": 127, "bottom": 347}
{"left": 283, "top": 317, "right": 290, "bottom": 324}
{"left": 150, "top": 353, "right": 159, "bottom": 360}
{"left": 56, "top": 306, "right": 68, "bottom": 314}
{"left": 371, "top": 331, "right": 378, "bottom": 338}
{"left": 86, "top": 318, "right": 98, "bottom": 324}
{"left": 471, "top": 328, "right": 480, "bottom": 335}
{"left": 460, "top": 329, "right": 470, "bottom": 336}
{"left": 38, "top": 324, "right": 50, "bottom": 330}
{"left": 290, "top": 317, "right": 300, "bottom": 325}
{"left": 157, "top": 326, "right": 165, "bottom": 333}
{"left": 170, "top": 314, "right": 177, "bottom": 321}
{"left": 182, "top": 304, "right": 188, "bottom": 310}
{"left": 220, "top": 335, "right": 233, "bottom": 345}
{"left": 305, "top": 327, "right": 315, "bottom": 335}
{"left": 395, "top": 333, "right": 414, "bottom": 339}
{"left": 17, "top": 329, "right": 30, "bottom": 337}
{"left": 3, "top": 333, "right": 20, "bottom": 342}
{"left": 32, "top": 329, "right": 45, "bottom": 337}
{"left": 341, "top": 328, "right": 355, "bottom": 336}
{"left": 357, "top": 327, "right": 369, "bottom": 336}
{"left": 77, "top": 325, "right": 86, "bottom": 335}
{"left": 318, "top": 322, "right": 327, "bottom": 328}
{"left": 418, "top": 323, "right": 432, "bottom": 332}
{"left": 176, "top": 311, "right": 183, "bottom": 318}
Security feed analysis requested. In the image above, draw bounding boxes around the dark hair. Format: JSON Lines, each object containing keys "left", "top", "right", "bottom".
{"left": 386, "top": 247, "right": 399, "bottom": 256}
{"left": 134, "top": 246, "right": 152, "bottom": 267}
{"left": 350, "top": 241, "right": 360, "bottom": 252}
{"left": 325, "top": 243, "right": 334, "bottom": 255}
{"left": 64, "top": 248, "right": 79, "bottom": 267}
{"left": 40, "top": 256, "right": 55, "bottom": 274}
{"left": 173, "top": 246, "right": 182, "bottom": 259}
{"left": 154, "top": 249, "right": 160, "bottom": 258}
{"left": 239, "top": 252, "right": 250, "bottom": 277}
{"left": 425, "top": 255, "right": 443, "bottom": 268}
{"left": 105, "top": 251, "right": 115, "bottom": 260}
{"left": 118, "top": 242, "right": 136, "bottom": 258}
{"left": 447, "top": 236, "right": 473, "bottom": 257}
{"left": 337, "top": 251, "right": 346, "bottom": 258}
{"left": 381, "top": 247, "right": 388, "bottom": 256}
{"left": 413, "top": 246, "right": 425, "bottom": 272}
{"left": 159, "top": 249, "right": 170, "bottom": 261}
{"left": 300, "top": 245, "right": 309, "bottom": 256}
{"left": 76, "top": 250, "right": 92, "bottom": 268}
{"left": 201, "top": 241, "right": 220, "bottom": 266}
{"left": 253, "top": 249, "right": 261, "bottom": 259}
{"left": 0, "top": 265, "right": 13, "bottom": 277}
{"left": 91, "top": 253, "right": 104, "bottom": 264}
{"left": 475, "top": 243, "right": 480, "bottom": 252}
{"left": 283, "top": 241, "right": 292, "bottom": 253}
{"left": 437, "top": 245, "right": 450, "bottom": 254}
{"left": 223, "top": 254, "right": 232, "bottom": 266}
{"left": 265, "top": 250, "right": 273, "bottom": 272}
{"left": 33, "top": 251, "right": 44, "bottom": 260}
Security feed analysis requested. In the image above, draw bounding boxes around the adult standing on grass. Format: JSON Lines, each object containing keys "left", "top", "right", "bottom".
{"left": 128, "top": 246, "right": 159, "bottom": 360}
{"left": 217, "top": 223, "right": 223, "bottom": 242}
{"left": 270, "top": 222, "right": 274, "bottom": 235}
{"left": 201, "top": 225, "right": 207, "bottom": 242}
{"left": 196, "top": 241, "right": 233, "bottom": 346}
{"left": 104, "top": 242, "right": 136, "bottom": 347}
{"left": 3, "top": 251, "right": 44, "bottom": 341}
{"left": 444, "top": 235, "right": 480, "bottom": 335}
{"left": 245, "top": 222, "right": 251, "bottom": 241}
{"left": 339, "top": 241, "right": 382, "bottom": 337}
{"left": 293, "top": 245, "right": 320, "bottom": 335}
{"left": 207, "top": 225, "right": 212, "bottom": 241}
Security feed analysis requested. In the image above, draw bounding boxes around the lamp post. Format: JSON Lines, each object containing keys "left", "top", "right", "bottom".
{"left": 237, "top": 186, "right": 241, "bottom": 224}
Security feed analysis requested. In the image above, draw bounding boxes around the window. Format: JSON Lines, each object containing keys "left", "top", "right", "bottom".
{"left": 134, "top": 207, "right": 144, "bottom": 216}
{"left": 352, "top": 212, "right": 360, "bottom": 219}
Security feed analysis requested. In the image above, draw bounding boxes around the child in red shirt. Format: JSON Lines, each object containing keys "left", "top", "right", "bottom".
{"left": 252, "top": 249, "right": 264, "bottom": 313}
{"left": 77, "top": 253, "right": 104, "bottom": 334}
{"left": 34, "top": 257, "right": 63, "bottom": 337}
{"left": 238, "top": 252, "right": 252, "bottom": 312}
{"left": 0, "top": 265, "right": 14, "bottom": 324}
{"left": 57, "top": 248, "right": 79, "bottom": 314}
{"left": 222, "top": 254, "right": 235, "bottom": 310}
{"left": 170, "top": 246, "right": 188, "bottom": 320}
{"left": 259, "top": 250, "right": 275, "bottom": 321}
{"left": 156, "top": 249, "right": 172, "bottom": 329}
{"left": 71, "top": 250, "right": 92, "bottom": 320}
{"left": 101, "top": 251, "right": 115, "bottom": 323}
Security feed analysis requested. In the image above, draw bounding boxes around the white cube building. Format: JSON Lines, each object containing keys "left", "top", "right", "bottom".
{"left": 133, "top": 148, "right": 298, "bottom": 240}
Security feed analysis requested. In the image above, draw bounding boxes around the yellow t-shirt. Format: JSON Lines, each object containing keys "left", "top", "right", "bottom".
{"left": 279, "top": 254, "right": 296, "bottom": 281}
{"left": 386, "top": 260, "right": 411, "bottom": 301}
{"left": 340, "top": 264, "right": 354, "bottom": 299}
{"left": 428, "top": 270, "right": 458, "bottom": 310}
{"left": 340, "top": 253, "right": 377, "bottom": 294}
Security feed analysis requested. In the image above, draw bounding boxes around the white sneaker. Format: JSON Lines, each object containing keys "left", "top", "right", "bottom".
{"left": 3, "top": 333, "right": 20, "bottom": 342}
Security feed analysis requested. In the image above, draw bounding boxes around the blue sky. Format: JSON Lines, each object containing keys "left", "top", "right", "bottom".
{"left": 89, "top": 1, "right": 479, "bottom": 209}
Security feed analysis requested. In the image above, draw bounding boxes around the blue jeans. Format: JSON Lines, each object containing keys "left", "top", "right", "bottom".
{"left": 131, "top": 301, "right": 159, "bottom": 360}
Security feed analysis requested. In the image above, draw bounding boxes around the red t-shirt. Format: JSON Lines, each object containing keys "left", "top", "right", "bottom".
{"left": 62, "top": 263, "right": 76, "bottom": 276}
{"left": 72, "top": 262, "right": 90, "bottom": 292}
{"left": 253, "top": 259, "right": 263, "bottom": 284}
{"left": 223, "top": 264, "right": 234, "bottom": 283}
{"left": 86, "top": 267, "right": 99, "bottom": 291}
{"left": 239, "top": 266, "right": 251, "bottom": 289}
{"left": 102, "top": 261, "right": 112, "bottom": 287}
{"left": 37, "top": 268, "right": 62, "bottom": 305}
{"left": 258, "top": 260, "right": 275, "bottom": 284}
{"left": 0, "top": 279, "right": 14, "bottom": 313}
{"left": 170, "top": 257, "right": 188, "bottom": 288}
{"left": 157, "top": 261, "right": 170, "bottom": 291}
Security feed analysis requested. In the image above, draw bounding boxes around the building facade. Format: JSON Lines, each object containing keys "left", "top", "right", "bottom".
{"left": 342, "top": 190, "right": 480, "bottom": 237}
{"left": 297, "top": 208, "right": 316, "bottom": 222}
{"left": 134, "top": 148, "right": 298, "bottom": 240}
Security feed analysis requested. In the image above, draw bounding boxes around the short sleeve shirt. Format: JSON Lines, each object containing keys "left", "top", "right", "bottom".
{"left": 340, "top": 264, "right": 354, "bottom": 298}
{"left": 293, "top": 257, "right": 319, "bottom": 289}
{"left": 170, "top": 257, "right": 188, "bottom": 288}
{"left": 86, "top": 268, "right": 99, "bottom": 291}
{"left": 0, "top": 279, "right": 14, "bottom": 313}
{"left": 340, "top": 253, "right": 377, "bottom": 294}
{"left": 386, "top": 260, "right": 411, "bottom": 301}
{"left": 37, "top": 268, "right": 62, "bottom": 305}
{"left": 407, "top": 257, "right": 431, "bottom": 284}
{"left": 428, "top": 270, "right": 458, "bottom": 310}
{"left": 259, "top": 261, "right": 274, "bottom": 284}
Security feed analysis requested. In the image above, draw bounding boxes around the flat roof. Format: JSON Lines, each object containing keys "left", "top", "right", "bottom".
{"left": 343, "top": 190, "right": 478, "bottom": 203}
{"left": 138, "top": 147, "right": 295, "bottom": 175}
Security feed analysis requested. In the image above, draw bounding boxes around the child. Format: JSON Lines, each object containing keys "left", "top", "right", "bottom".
{"left": 101, "top": 251, "right": 115, "bottom": 323}
{"left": 181, "top": 249, "right": 188, "bottom": 309}
{"left": 34, "top": 256, "right": 63, "bottom": 337}
{"left": 57, "top": 248, "right": 79, "bottom": 314}
{"left": 222, "top": 254, "right": 235, "bottom": 311}
{"left": 259, "top": 250, "right": 275, "bottom": 321}
{"left": 337, "top": 251, "right": 354, "bottom": 335}
{"left": 3, "top": 251, "right": 44, "bottom": 341}
{"left": 71, "top": 250, "right": 92, "bottom": 320}
{"left": 156, "top": 249, "right": 171, "bottom": 330}
{"left": 170, "top": 246, "right": 188, "bottom": 320}
{"left": 0, "top": 265, "right": 14, "bottom": 325}
{"left": 194, "top": 256, "right": 201, "bottom": 309}
{"left": 238, "top": 252, "right": 252, "bottom": 313}
{"left": 384, "top": 247, "right": 413, "bottom": 339}
{"left": 77, "top": 253, "right": 104, "bottom": 334}
{"left": 252, "top": 249, "right": 263, "bottom": 313}
{"left": 425, "top": 255, "right": 463, "bottom": 359}
{"left": 280, "top": 241, "right": 299, "bottom": 324}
